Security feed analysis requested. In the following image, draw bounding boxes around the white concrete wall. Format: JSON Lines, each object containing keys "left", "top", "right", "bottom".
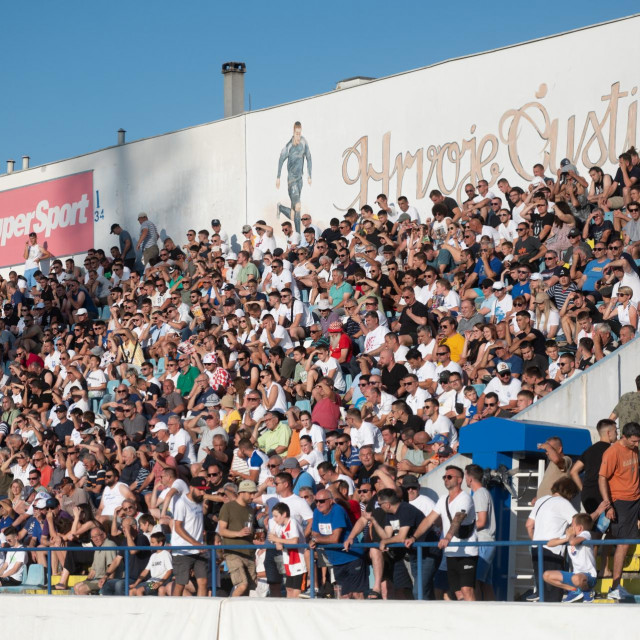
{"left": 0, "top": 15, "right": 638, "bottom": 272}
{"left": 0, "top": 595, "right": 635, "bottom": 640}
{"left": 516, "top": 337, "right": 640, "bottom": 428}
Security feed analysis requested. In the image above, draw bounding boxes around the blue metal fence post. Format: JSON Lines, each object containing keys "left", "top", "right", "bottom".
{"left": 210, "top": 548, "right": 217, "bottom": 597}
{"left": 47, "top": 549, "right": 52, "bottom": 594}
{"left": 537, "top": 544, "right": 544, "bottom": 603}
{"left": 309, "top": 544, "right": 315, "bottom": 599}
{"left": 124, "top": 549, "right": 130, "bottom": 596}
{"left": 416, "top": 545, "right": 423, "bottom": 601}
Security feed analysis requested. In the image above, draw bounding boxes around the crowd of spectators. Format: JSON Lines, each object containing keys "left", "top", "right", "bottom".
{"left": 0, "top": 148, "right": 639, "bottom": 601}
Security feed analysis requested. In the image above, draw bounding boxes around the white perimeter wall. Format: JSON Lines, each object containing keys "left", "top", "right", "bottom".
{"left": 0, "top": 595, "right": 636, "bottom": 640}
{"left": 0, "top": 16, "right": 639, "bottom": 261}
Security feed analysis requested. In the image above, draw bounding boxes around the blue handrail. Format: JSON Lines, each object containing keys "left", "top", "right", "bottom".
{"left": 2, "top": 538, "right": 636, "bottom": 601}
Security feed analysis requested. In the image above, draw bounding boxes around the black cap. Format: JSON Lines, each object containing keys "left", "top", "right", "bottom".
{"left": 211, "top": 219, "right": 221, "bottom": 227}
{"left": 54, "top": 404, "right": 67, "bottom": 413}
{"left": 156, "top": 397, "right": 167, "bottom": 408}
{"left": 189, "top": 477, "right": 208, "bottom": 490}
{"left": 401, "top": 475, "right": 420, "bottom": 489}
{"left": 110, "top": 223, "right": 120, "bottom": 234}
{"left": 558, "top": 267, "right": 570, "bottom": 277}
{"left": 567, "top": 228, "right": 580, "bottom": 238}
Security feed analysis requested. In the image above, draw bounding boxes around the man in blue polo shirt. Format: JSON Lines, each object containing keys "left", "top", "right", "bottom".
{"left": 311, "top": 489, "right": 366, "bottom": 598}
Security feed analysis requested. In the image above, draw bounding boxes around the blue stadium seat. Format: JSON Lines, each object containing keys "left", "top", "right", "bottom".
{"left": 295, "top": 399, "right": 312, "bottom": 413}
{"left": 0, "top": 564, "right": 45, "bottom": 593}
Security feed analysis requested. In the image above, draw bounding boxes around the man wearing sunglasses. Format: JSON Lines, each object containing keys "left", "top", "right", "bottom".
{"left": 622, "top": 201, "right": 640, "bottom": 257}
{"left": 406, "top": 465, "right": 478, "bottom": 601}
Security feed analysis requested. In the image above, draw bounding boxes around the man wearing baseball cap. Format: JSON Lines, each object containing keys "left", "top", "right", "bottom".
{"left": 218, "top": 480, "right": 258, "bottom": 597}
{"left": 171, "top": 476, "right": 208, "bottom": 597}
{"left": 480, "top": 362, "right": 521, "bottom": 412}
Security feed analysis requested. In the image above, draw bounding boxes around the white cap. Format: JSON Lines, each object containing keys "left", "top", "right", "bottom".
{"left": 202, "top": 353, "right": 216, "bottom": 364}
{"left": 151, "top": 422, "right": 168, "bottom": 433}
{"left": 227, "top": 252, "right": 238, "bottom": 261}
{"left": 492, "top": 282, "right": 505, "bottom": 290}
{"left": 316, "top": 299, "right": 332, "bottom": 310}
{"left": 530, "top": 273, "right": 543, "bottom": 281}
{"left": 76, "top": 308, "right": 88, "bottom": 316}
{"left": 234, "top": 309, "right": 245, "bottom": 318}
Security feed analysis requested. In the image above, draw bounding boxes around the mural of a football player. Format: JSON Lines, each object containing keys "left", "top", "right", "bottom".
{"left": 276, "top": 121, "right": 312, "bottom": 232}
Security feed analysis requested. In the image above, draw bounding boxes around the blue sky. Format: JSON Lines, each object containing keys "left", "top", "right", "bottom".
{"left": 0, "top": 1, "right": 636, "bottom": 168}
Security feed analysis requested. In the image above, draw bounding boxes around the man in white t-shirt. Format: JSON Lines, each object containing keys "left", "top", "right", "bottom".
{"left": 402, "top": 373, "right": 431, "bottom": 419}
{"left": 407, "top": 464, "right": 478, "bottom": 601}
{"left": 346, "top": 408, "right": 384, "bottom": 452}
{"left": 258, "top": 314, "right": 294, "bottom": 354}
{"left": 362, "top": 312, "right": 389, "bottom": 356}
{"left": 307, "top": 343, "right": 346, "bottom": 393}
{"left": 401, "top": 475, "right": 436, "bottom": 517}
{"left": 171, "top": 477, "right": 208, "bottom": 597}
{"left": 154, "top": 468, "right": 189, "bottom": 519}
{"left": 481, "top": 363, "right": 522, "bottom": 410}
{"left": 484, "top": 282, "right": 513, "bottom": 323}
{"left": 167, "top": 416, "right": 196, "bottom": 468}
{"left": 466, "top": 464, "right": 497, "bottom": 600}
{"left": 423, "top": 398, "right": 458, "bottom": 446}
{"left": 281, "top": 221, "right": 302, "bottom": 251}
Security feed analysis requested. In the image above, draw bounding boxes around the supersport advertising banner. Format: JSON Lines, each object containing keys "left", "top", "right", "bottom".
{"left": 0, "top": 171, "right": 94, "bottom": 268}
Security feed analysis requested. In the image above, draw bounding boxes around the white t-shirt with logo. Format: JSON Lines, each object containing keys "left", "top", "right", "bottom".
{"left": 144, "top": 549, "right": 173, "bottom": 579}
{"left": 484, "top": 376, "right": 522, "bottom": 407}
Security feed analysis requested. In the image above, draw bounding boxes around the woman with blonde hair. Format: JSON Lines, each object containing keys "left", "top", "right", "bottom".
{"left": 603, "top": 286, "right": 638, "bottom": 331}
{"left": 533, "top": 292, "right": 560, "bottom": 338}
{"left": 9, "top": 479, "right": 25, "bottom": 513}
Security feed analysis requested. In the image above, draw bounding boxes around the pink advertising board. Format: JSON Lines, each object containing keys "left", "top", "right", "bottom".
{"left": 0, "top": 171, "right": 94, "bottom": 267}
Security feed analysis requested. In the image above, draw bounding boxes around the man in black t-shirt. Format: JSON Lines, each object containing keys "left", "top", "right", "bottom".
{"left": 508, "top": 311, "right": 546, "bottom": 355}
{"left": 583, "top": 208, "right": 614, "bottom": 244}
{"left": 607, "top": 153, "right": 640, "bottom": 209}
{"left": 391, "top": 401, "right": 424, "bottom": 432}
{"left": 53, "top": 405, "right": 74, "bottom": 445}
{"left": 373, "top": 488, "right": 438, "bottom": 599}
{"left": 514, "top": 222, "right": 545, "bottom": 266}
{"left": 392, "top": 288, "right": 430, "bottom": 346}
{"left": 379, "top": 349, "right": 408, "bottom": 396}
{"left": 429, "top": 190, "right": 462, "bottom": 220}
{"left": 354, "top": 446, "right": 381, "bottom": 485}
{"left": 570, "top": 419, "right": 617, "bottom": 514}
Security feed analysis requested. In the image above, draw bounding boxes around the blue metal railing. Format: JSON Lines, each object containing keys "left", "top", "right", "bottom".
{"left": 1, "top": 538, "right": 636, "bottom": 601}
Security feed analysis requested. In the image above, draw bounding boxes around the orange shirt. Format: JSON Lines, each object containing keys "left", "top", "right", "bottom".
{"left": 599, "top": 440, "right": 640, "bottom": 502}
{"left": 287, "top": 430, "right": 301, "bottom": 458}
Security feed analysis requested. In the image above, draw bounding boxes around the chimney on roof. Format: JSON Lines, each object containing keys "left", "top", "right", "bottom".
{"left": 221, "top": 62, "right": 246, "bottom": 118}
{"left": 117, "top": 129, "right": 126, "bottom": 145}
{"left": 6, "top": 160, "right": 15, "bottom": 174}
{"left": 22, "top": 156, "right": 30, "bottom": 170}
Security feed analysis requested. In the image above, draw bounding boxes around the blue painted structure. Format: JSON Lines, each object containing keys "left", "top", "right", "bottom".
{"left": 458, "top": 417, "right": 592, "bottom": 599}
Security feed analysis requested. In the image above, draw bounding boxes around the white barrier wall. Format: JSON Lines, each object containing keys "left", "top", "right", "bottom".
{"left": 516, "top": 337, "right": 640, "bottom": 428}
{"left": 0, "top": 16, "right": 638, "bottom": 267}
{"left": 1, "top": 595, "right": 636, "bottom": 640}
{"left": 0, "top": 594, "right": 222, "bottom": 639}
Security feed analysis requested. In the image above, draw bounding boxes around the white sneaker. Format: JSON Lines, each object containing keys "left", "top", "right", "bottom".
{"left": 608, "top": 585, "right": 632, "bottom": 600}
